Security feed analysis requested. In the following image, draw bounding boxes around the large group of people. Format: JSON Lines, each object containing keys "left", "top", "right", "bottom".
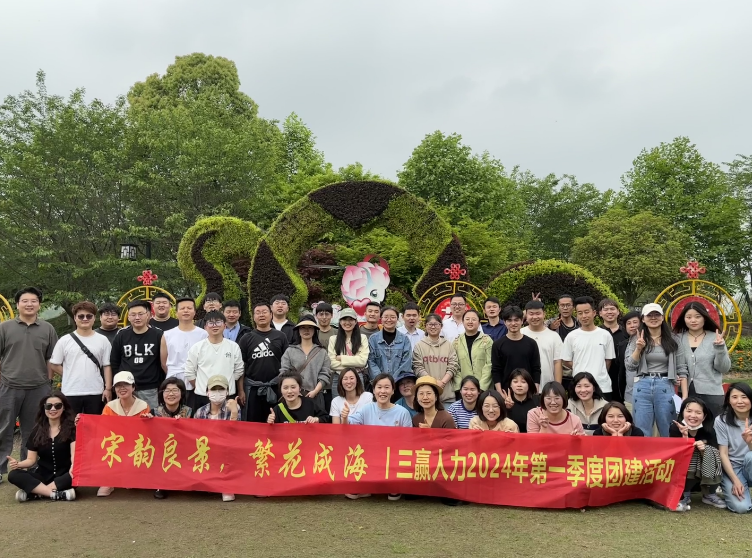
{"left": 0, "top": 286, "right": 751, "bottom": 513}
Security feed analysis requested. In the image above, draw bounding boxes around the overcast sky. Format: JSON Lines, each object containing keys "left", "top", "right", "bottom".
{"left": 2, "top": 1, "right": 751, "bottom": 190}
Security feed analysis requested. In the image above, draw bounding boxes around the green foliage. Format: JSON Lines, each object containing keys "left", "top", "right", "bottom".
{"left": 485, "top": 260, "right": 626, "bottom": 317}
{"left": 454, "top": 218, "right": 529, "bottom": 286}
{"left": 384, "top": 289, "right": 410, "bottom": 309}
{"left": 571, "top": 208, "right": 690, "bottom": 306}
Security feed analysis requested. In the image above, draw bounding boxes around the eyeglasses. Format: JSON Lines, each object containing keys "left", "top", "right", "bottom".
{"left": 44, "top": 402, "right": 64, "bottom": 411}
{"left": 76, "top": 313, "right": 94, "bottom": 320}
{"left": 206, "top": 320, "right": 224, "bottom": 327}
{"left": 544, "top": 396, "right": 562, "bottom": 403}
{"left": 450, "top": 303, "right": 465, "bottom": 307}
{"left": 128, "top": 312, "right": 149, "bottom": 318}
{"left": 482, "top": 404, "right": 500, "bottom": 411}
{"left": 162, "top": 388, "right": 181, "bottom": 395}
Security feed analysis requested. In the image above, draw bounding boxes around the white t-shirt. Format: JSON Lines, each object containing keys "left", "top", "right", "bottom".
{"left": 441, "top": 318, "right": 483, "bottom": 343}
{"left": 184, "top": 338, "right": 244, "bottom": 396}
{"left": 164, "top": 326, "right": 209, "bottom": 386}
{"left": 330, "top": 392, "right": 374, "bottom": 418}
{"left": 561, "top": 328, "right": 615, "bottom": 392}
{"left": 50, "top": 332, "right": 111, "bottom": 396}
{"left": 521, "top": 326, "right": 564, "bottom": 386}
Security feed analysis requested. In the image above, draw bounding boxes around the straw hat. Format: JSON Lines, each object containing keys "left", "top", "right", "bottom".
{"left": 414, "top": 375, "right": 443, "bottom": 396}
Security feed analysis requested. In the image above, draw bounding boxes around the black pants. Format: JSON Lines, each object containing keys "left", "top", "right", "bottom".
{"left": 244, "top": 391, "right": 276, "bottom": 423}
{"left": 8, "top": 468, "right": 72, "bottom": 493}
{"left": 602, "top": 392, "right": 614, "bottom": 402}
{"left": 185, "top": 390, "right": 196, "bottom": 413}
{"left": 193, "top": 394, "right": 210, "bottom": 413}
{"left": 67, "top": 394, "right": 104, "bottom": 416}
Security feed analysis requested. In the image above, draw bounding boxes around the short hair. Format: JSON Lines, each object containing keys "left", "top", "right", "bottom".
{"left": 270, "top": 294, "right": 290, "bottom": 305}
{"left": 279, "top": 370, "right": 303, "bottom": 390}
{"left": 205, "top": 292, "right": 222, "bottom": 302}
{"left": 484, "top": 297, "right": 500, "bottom": 307}
{"left": 524, "top": 300, "right": 545, "bottom": 311}
{"left": 502, "top": 305, "right": 524, "bottom": 320}
{"left": 509, "top": 369, "right": 537, "bottom": 399}
{"left": 72, "top": 301, "right": 97, "bottom": 316}
{"left": 158, "top": 377, "right": 187, "bottom": 408}
{"left": 365, "top": 301, "right": 382, "bottom": 311}
{"left": 315, "top": 302, "right": 333, "bottom": 315}
{"left": 597, "top": 402, "right": 634, "bottom": 427}
{"left": 558, "top": 294, "right": 574, "bottom": 304}
{"left": 539, "top": 381, "right": 568, "bottom": 410}
{"left": 127, "top": 300, "right": 151, "bottom": 312}
{"left": 573, "top": 296, "right": 595, "bottom": 311}
{"left": 413, "top": 383, "right": 444, "bottom": 413}
{"left": 371, "top": 373, "right": 395, "bottom": 391}
{"left": 403, "top": 302, "right": 420, "bottom": 314}
{"left": 175, "top": 297, "right": 196, "bottom": 309}
{"left": 621, "top": 310, "right": 640, "bottom": 324}
{"left": 463, "top": 309, "right": 481, "bottom": 321}
{"left": 223, "top": 300, "right": 241, "bottom": 310}
{"left": 252, "top": 302, "right": 272, "bottom": 313}
{"left": 336, "top": 368, "right": 364, "bottom": 398}
{"left": 476, "top": 390, "right": 508, "bottom": 422}
{"left": 14, "top": 287, "right": 43, "bottom": 303}
{"left": 381, "top": 305, "right": 399, "bottom": 317}
{"left": 204, "top": 310, "right": 225, "bottom": 323}
{"left": 459, "top": 375, "right": 481, "bottom": 391}
{"left": 598, "top": 298, "right": 620, "bottom": 313}
{"left": 570, "top": 372, "right": 604, "bottom": 401}
{"left": 451, "top": 294, "right": 466, "bottom": 302}
{"left": 152, "top": 293, "right": 171, "bottom": 303}
{"left": 98, "top": 302, "right": 119, "bottom": 315}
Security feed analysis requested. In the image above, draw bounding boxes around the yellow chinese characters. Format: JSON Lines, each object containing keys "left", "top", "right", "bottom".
{"left": 279, "top": 438, "right": 305, "bottom": 478}
{"left": 101, "top": 431, "right": 125, "bottom": 468}
{"left": 313, "top": 443, "right": 335, "bottom": 481}
{"left": 188, "top": 436, "right": 211, "bottom": 473}
{"left": 162, "top": 433, "right": 182, "bottom": 472}
{"left": 128, "top": 434, "right": 155, "bottom": 468}
{"left": 344, "top": 444, "right": 367, "bottom": 481}
{"left": 250, "top": 439, "right": 275, "bottom": 477}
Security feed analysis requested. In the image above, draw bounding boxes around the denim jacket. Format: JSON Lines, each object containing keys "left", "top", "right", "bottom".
{"left": 367, "top": 330, "right": 413, "bottom": 381}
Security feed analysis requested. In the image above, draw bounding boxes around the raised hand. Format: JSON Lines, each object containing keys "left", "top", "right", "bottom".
{"left": 673, "top": 420, "right": 689, "bottom": 438}
{"left": 531, "top": 292, "right": 542, "bottom": 301}
{"left": 549, "top": 317, "right": 561, "bottom": 331}
{"left": 226, "top": 397, "right": 239, "bottom": 413}
{"left": 267, "top": 408, "right": 275, "bottom": 424}
{"left": 340, "top": 402, "right": 350, "bottom": 422}
{"left": 635, "top": 330, "right": 646, "bottom": 352}
{"left": 714, "top": 329, "right": 725, "bottom": 346}
{"left": 602, "top": 423, "right": 617, "bottom": 436}
{"left": 500, "top": 389, "right": 514, "bottom": 409}
{"left": 742, "top": 418, "right": 752, "bottom": 445}
{"left": 616, "top": 422, "right": 632, "bottom": 436}
{"left": 539, "top": 411, "right": 550, "bottom": 431}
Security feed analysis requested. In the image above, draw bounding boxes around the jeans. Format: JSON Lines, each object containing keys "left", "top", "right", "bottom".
{"left": 0, "top": 383, "right": 51, "bottom": 473}
{"left": 135, "top": 388, "right": 159, "bottom": 411}
{"left": 722, "top": 453, "right": 752, "bottom": 514}
{"left": 633, "top": 376, "right": 675, "bottom": 437}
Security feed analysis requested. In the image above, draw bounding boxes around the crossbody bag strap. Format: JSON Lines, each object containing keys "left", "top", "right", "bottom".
{"left": 278, "top": 402, "right": 297, "bottom": 423}
{"left": 70, "top": 332, "right": 104, "bottom": 377}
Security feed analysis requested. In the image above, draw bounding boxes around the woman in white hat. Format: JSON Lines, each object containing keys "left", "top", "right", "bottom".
{"left": 280, "top": 314, "right": 331, "bottom": 413}
{"left": 625, "top": 303, "right": 688, "bottom": 437}
{"left": 327, "top": 307, "right": 369, "bottom": 396}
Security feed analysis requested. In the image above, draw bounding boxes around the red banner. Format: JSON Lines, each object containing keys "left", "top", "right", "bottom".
{"left": 73, "top": 415, "right": 694, "bottom": 509}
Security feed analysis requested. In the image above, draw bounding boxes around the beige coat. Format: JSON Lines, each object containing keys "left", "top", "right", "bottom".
{"left": 412, "top": 336, "right": 459, "bottom": 403}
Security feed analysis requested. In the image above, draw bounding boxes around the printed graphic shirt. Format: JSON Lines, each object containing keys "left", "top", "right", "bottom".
{"left": 239, "top": 329, "right": 289, "bottom": 382}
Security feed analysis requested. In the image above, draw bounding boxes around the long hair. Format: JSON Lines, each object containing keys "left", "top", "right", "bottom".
{"left": 721, "top": 382, "right": 752, "bottom": 427}
{"left": 158, "top": 377, "right": 187, "bottom": 408}
{"left": 597, "top": 402, "right": 634, "bottom": 427}
{"left": 672, "top": 302, "right": 721, "bottom": 334}
{"left": 334, "top": 320, "right": 362, "bottom": 355}
{"left": 678, "top": 396, "right": 716, "bottom": 431}
{"left": 570, "top": 372, "right": 604, "bottom": 401}
{"left": 290, "top": 314, "right": 321, "bottom": 346}
{"left": 639, "top": 319, "right": 678, "bottom": 354}
{"left": 30, "top": 392, "right": 76, "bottom": 448}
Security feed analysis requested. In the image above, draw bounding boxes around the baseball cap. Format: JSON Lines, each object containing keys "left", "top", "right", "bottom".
{"left": 641, "top": 303, "right": 664, "bottom": 316}
{"left": 339, "top": 308, "right": 358, "bottom": 320}
{"left": 113, "top": 371, "right": 135, "bottom": 385}
{"left": 206, "top": 375, "right": 229, "bottom": 390}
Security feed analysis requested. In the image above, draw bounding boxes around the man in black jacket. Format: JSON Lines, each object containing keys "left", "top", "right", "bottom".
{"left": 270, "top": 293, "right": 295, "bottom": 342}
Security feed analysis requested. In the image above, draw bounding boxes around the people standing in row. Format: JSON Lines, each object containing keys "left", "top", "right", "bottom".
{"left": 109, "top": 300, "right": 164, "bottom": 410}
{"left": 616, "top": 311, "right": 641, "bottom": 406}
{"left": 280, "top": 315, "right": 331, "bottom": 414}
{"left": 95, "top": 302, "right": 121, "bottom": 344}
{"left": 625, "top": 303, "right": 688, "bottom": 437}
{"left": 151, "top": 293, "right": 178, "bottom": 331}
{"left": 315, "top": 303, "right": 338, "bottom": 351}
{"left": 184, "top": 310, "right": 243, "bottom": 411}
{"left": 327, "top": 308, "right": 369, "bottom": 397}
{"left": 398, "top": 302, "right": 425, "bottom": 349}
{"left": 491, "top": 306, "right": 541, "bottom": 392}
{"left": 0, "top": 287, "right": 58, "bottom": 485}
{"left": 547, "top": 294, "right": 580, "bottom": 391}
{"left": 599, "top": 299, "right": 628, "bottom": 403}
{"left": 195, "top": 292, "right": 222, "bottom": 329}
{"left": 368, "top": 306, "right": 412, "bottom": 382}
{"left": 222, "top": 300, "right": 251, "bottom": 343}
{"left": 521, "top": 300, "right": 563, "bottom": 385}
{"left": 673, "top": 302, "right": 731, "bottom": 419}
{"left": 442, "top": 294, "right": 483, "bottom": 342}
{"left": 413, "top": 313, "right": 459, "bottom": 405}
{"left": 482, "top": 297, "right": 507, "bottom": 341}
{"left": 161, "top": 297, "right": 208, "bottom": 410}
{"left": 270, "top": 294, "right": 295, "bottom": 342}
{"left": 238, "top": 302, "right": 289, "bottom": 422}
{"left": 452, "top": 309, "right": 493, "bottom": 393}
{"left": 49, "top": 301, "right": 112, "bottom": 416}
{"left": 361, "top": 302, "right": 381, "bottom": 339}
{"left": 561, "top": 296, "right": 615, "bottom": 399}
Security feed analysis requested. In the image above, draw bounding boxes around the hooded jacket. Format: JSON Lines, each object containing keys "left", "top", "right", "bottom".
{"left": 412, "top": 336, "right": 459, "bottom": 403}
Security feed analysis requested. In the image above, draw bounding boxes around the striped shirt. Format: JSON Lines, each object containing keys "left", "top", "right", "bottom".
{"left": 447, "top": 400, "right": 477, "bottom": 429}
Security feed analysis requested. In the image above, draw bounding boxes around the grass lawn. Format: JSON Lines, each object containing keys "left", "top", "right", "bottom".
{"left": 1, "top": 476, "right": 751, "bottom": 557}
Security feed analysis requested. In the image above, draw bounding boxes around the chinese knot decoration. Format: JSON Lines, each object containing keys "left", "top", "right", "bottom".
{"left": 444, "top": 264, "right": 467, "bottom": 281}
{"left": 138, "top": 270, "right": 158, "bottom": 286}
{"left": 680, "top": 260, "right": 706, "bottom": 280}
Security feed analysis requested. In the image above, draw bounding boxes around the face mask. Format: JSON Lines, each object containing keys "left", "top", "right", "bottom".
{"left": 208, "top": 390, "right": 227, "bottom": 404}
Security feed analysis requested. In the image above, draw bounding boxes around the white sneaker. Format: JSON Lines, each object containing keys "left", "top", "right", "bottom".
{"left": 97, "top": 486, "right": 114, "bottom": 497}
{"left": 15, "top": 489, "right": 28, "bottom": 503}
{"left": 345, "top": 494, "right": 372, "bottom": 500}
{"left": 51, "top": 489, "right": 76, "bottom": 501}
{"left": 388, "top": 493, "right": 402, "bottom": 501}
{"left": 222, "top": 493, "right": 235, "bottom": 502}
{"left": 673, "top": 501, "right": 690, "bottom": 512}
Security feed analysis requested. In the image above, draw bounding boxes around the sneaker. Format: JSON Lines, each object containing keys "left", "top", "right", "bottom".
{"left": 154, "top": 489, "right": 167, "bottom": 499}
{"left": 702, "top": 493, "right": 727, "bottom": 509}
{"left": 97, "top": 486, "right": 115, "bottom": 497}
{"left": 345, "top": 494, "right": 372, "bottom": 500}
{"left": 51, "top": 489, "right": 76, "bottom": 501}
{"left": 15, "top": 489, "right": 28, "bottom": 503}
{"left": 222, "top": 493, "right": 235, "bottom": 502}
{"left": 387, "top": 493, "right": 402, "bottom": 501}
{"left": 673, "top": 500, "right": 690, "bottom": 512}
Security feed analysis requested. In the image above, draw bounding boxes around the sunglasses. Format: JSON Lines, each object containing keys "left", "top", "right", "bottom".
{"left": 76, "top": 313, "right": 94, "bottom": 320}
{"left": 44, "top": 402, "right": 64, "bottom": 411}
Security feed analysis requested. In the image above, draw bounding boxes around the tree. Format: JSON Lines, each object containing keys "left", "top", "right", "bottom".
{"left": 571, "top": 209, "right": 690, "bottom": 306}
{"left": 454, "top": 218, "right": 529, "bottom": 287}
{"left": 621, "top": 137, "right": 747, "bottom": 284}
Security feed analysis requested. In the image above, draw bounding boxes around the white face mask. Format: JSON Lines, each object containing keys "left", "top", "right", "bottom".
{"left": 208, "top": 390, "right": 227, "bottom": 404}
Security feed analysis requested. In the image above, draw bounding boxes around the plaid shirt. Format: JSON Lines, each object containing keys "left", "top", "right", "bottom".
{"left": 194, "top": 402, "right": 239, "bottom": 420}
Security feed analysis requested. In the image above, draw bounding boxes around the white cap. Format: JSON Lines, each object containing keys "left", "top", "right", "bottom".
{"left": 641, "top": 303, "right": 664, "bottom": 316}
{"left": 113, "top": 371, "right": 135, "bottom": 385}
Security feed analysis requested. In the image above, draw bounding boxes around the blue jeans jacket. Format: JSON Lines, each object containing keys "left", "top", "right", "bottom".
{"left": 367, "top": 331, "right": 413, "bottom": 381}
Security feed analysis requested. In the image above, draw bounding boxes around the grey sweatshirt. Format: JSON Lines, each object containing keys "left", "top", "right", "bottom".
{"left": 678, "top": 332, "right": 731, "bottom": 396}
{"left": 624, "top": 333, "right": 688, "bottom": 404}
{"left": 280, "top": 344, "right": 332, "bottom": 393}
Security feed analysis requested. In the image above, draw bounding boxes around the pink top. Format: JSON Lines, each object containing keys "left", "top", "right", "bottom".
{"left": 526, "top": 408, "right": 584, "bottom": 435}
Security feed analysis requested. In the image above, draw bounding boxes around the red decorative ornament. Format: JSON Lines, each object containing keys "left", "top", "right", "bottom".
{"left": 138, "top": 269, "right": 158, "bottom": 286}
{"left": 443, "top": 263, "right": 467, "bottom": 281}
{"left": 680, "top": 260, "right": 706, "bottom": 280}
